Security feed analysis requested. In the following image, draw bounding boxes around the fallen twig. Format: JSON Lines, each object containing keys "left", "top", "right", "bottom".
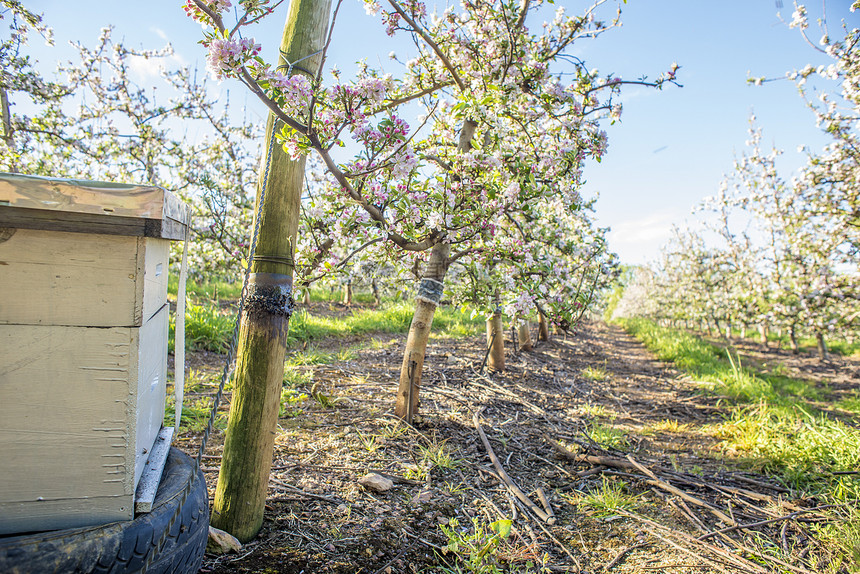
{"left": 602, "top": 542, "right": 647, "bottom": 571}
{"left": 698, "top": 504, "right": 842, "bottom": 541}
{"left": 618, "top": 510, "right": 770, "bottom": 574}
{"left": 473, "top": 408, "right": 554, "bottom": 524}
{"left": 549, "top": 439, "right": 738, "bottom": 527}
{"left": 726, "top": 473, "right": 790, "bottom": 493}
{"left": 625, "top": 454, "right": 736, "bottom": 527}
{"left": 269, "top": 476, "right": 340, "bottom": 504}
{"left": 644, "top": 528, "right": 750, "bottom": 574}
{"left": 621, "top": 509, "right": 818, "bottom": 574}
{"left": 402, "top": 529, "right": 446, "bottom": 551}
{"left": 536, "top": 487, "right": 555, "bottom": 523}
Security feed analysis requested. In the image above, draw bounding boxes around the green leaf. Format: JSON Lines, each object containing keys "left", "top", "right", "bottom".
{"left": 490, "top": 519, "right": 512, "bottom": 538}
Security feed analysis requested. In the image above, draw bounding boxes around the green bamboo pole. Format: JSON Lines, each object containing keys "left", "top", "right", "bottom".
{"left": 210, "top": 0, "right": 332, "bottom": 542}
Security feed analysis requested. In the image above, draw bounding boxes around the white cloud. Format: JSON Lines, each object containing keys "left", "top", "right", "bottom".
{"left": 128, "top": 55, "right": 166, "bottom": 78}
{"left": 606, "top": 210, "right": 681, "bottom": 264}
{"left": 124, "top": 28, "right": 189, "bottom": 79}
{"left": 151, "top": 27, "right": 169, "bottom": 42}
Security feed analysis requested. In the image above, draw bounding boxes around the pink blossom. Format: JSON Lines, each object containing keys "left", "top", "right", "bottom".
{"left": 205, "top": 36, "right": 261, "bottom": 80}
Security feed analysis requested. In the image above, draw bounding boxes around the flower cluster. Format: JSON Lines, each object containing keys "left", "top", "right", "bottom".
{"left": 184, "top": 0, "right": 232, "bottom": 28}
{"left": 205, "top": 36, "right": 260, "bottom": 80}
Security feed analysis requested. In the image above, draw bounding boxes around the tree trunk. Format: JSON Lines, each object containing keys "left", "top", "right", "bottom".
{"left": 342, "top": 279, "right": 353, "bottom": 306}
{"left": 740, "top": 324, "right": 746, "bottom": 339}
{"left": 372, "top": 278, "right": 381, "bottom": 306}
{"left": 210, "top": 0, "right": 331, "bottom": 543}
{"left": 758, "top": 323, "right": 768, "bottom": 347}
{"left": 537, "top": 309, "right": 549, "bottom": 342}
{"left": 1, "top": 86, "right": 12, "bottom": 147}
{"left": 487, "top": 293, "right": 505, "bottom": 371}
{"left": 1, "top": 86, "right": 16, "bottom": 173}
{"left": 487, "top": 314, "right": 506, "bottom": 371}
{"left": 816, "top": 331, "right": 829, "bottom": 361}
{"left": 517, "top": 318, "right": 533, "bottom": 351}
{"left": 789, "top": 324, "right": 799, "bottom": 354}
{"left": 303, "top": 288, "right": 311, "bottom": 305}
{"left": 393, "top": 115, "right": 475, "bottom": 422}
{"left": 394, "top": 242, "right": 450, "bottom": 422}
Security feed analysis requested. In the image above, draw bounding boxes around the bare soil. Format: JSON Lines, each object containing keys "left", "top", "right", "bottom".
{"left": 170, "top": 309, "right": 858, "bottom": 574}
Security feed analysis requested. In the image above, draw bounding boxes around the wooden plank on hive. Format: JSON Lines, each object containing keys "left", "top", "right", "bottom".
{"left": 132, "top": 304, "right": 169, "bottom": 488}
{"left": 0, "top": 173, "right": 190, "bottom": 240}
{"left": 0, "top": 174, "right": 168, "bottom": 217}
{"left": 0, "top": 228, "right": 155, "bottom": 327}
{"left": 134, "top": 426, "right": 174, "bottom": 513}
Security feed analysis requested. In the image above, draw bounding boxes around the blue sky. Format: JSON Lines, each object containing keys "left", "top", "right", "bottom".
{"left": 20, "top": 0, "right": 859, "bottom": 264}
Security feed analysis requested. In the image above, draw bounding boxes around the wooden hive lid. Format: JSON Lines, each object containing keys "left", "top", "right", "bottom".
{"left": 0, "top": 173, "right": 190, "bottom": 240}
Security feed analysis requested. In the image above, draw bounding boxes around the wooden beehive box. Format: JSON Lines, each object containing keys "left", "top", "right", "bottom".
{"left": 0, "top": 173, "right": 190, "bottom": 534}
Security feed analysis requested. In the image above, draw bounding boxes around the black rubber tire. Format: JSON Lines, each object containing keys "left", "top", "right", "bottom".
{"left": 0, "top": 447, "right": 209, "bottom": 574}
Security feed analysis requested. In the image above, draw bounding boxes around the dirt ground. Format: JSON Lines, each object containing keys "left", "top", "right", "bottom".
{"left": 172, "top": 308, "right": 859, "bottom": 574}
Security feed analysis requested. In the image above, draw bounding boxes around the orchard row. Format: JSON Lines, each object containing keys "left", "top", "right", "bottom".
{"left": 612, "top": 4, "right": 859, "bottom": 359}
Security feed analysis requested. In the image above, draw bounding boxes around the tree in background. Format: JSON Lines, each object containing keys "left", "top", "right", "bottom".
{"left": 614, "top": 3, "right": 859, "bottom": 356}
{"left": 0, "top": 4, "right": 261, "bottom": 278}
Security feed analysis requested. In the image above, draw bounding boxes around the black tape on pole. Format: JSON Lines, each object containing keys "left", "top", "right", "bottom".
{"left": 415, "top": 277, "right": 444, "bottom": 305}
{"left": 243, "top": 272, "right": 295, "bottom": 317}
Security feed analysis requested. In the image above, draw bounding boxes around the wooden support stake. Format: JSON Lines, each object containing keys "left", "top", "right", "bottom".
{"left": 210, "top": 0, "right": 331, "bottom": 543}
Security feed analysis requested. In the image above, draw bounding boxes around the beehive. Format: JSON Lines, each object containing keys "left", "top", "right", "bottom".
{"left": 0, "top": 174, "right": 190, "bottom": 534}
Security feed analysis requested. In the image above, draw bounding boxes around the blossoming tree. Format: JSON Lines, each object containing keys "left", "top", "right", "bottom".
{"left": 189, "top": 0, "right": 679, "bottom": 426}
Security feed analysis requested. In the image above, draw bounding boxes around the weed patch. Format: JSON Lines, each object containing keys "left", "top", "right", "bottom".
{"left": 438, "top": 517, "right": 547, "bottom": 573}
{"left": 580, "top": 365, "right": 609, "bottom": 382}
{"left": 564, "top": 476, "right": 640, "bottom": 517}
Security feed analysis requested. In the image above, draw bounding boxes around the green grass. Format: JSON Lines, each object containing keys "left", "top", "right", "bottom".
{"left": 640, "top": 419, "right": 693, "bottom": 436}
{"left": 168, "top": 276, "right": 244, "bottom": 300}
{"left": 836, "top": 392, "right": 860, "bottom": 415}
{"left": 586, "top": 420, "right": 629, "bottom": 450}
{"left": 168, "top": 276, "right": 485, "bottom": 353}
{"left": 285, "top": 347, "right": 357, "bottom": 366}
{"left": 618, "top": 318, "right": 826, "bottom": 403}
{"left": 169, "top": 301, "right": 235, "bottom": 353}
{"left": 168, "top": 300, "right": 482, "bottom": 354}
{"left": 564, "top": 476, "right": 640, "bottom": 517}
{"left": 438, "top": 517, "right": 547, "bottom": 574}
{"left": 580, "top": 365, "right": 610, "bottom": 382}
{"left": 418, "top": 440, "right": 460, "bottom": 470}
{"left": 618, "top": 317, "right": 860, "bottom": 570}
{"left": 164, "top": 396, "right": 229, "bottom": 433}
{"left": 164, "top": 369, "right": 230, "bottom": 432}
{"left": 755, "top": 331, "right": 860, "bottom": 358}
{"left": 824, "top": 339, "right": 860, "bottom": 357}
{"left": 279, "top": 387, "right": 308, "bottom": 418}
{"left": 713, "top": 405, "right": 860, "bottom": 486}
{"left": 283, "top": 366, "right": 314, "bottom": 388}
{"left": 306, "top": 285, "right": 378, "bottom": 305}
{"left": 285, "top": 301, "right": 483, "bottom": 346}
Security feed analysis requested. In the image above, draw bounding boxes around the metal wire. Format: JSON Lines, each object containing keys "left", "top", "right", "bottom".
{"left": 276, "top": 48, "right": 323, "bottom": 77}
{"left": 140, "top": 120, "right": 279, "bottom": 573}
